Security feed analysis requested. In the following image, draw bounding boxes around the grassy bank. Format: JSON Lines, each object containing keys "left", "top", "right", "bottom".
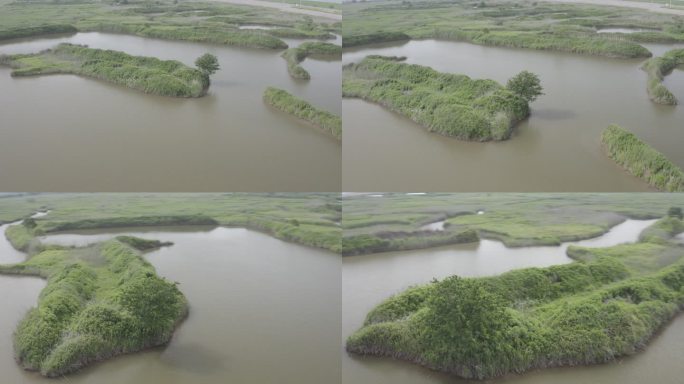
{"left": 343, "top": 56, "right": 530, "bottom": 141}
{"left": 602, "top": 124, "right": 684, "bottom": 192}
{"left": 342, "top": 0, "right": 670, "bottom": 58}
{"left": 342, "top": 193, "right": 684, "bottom": 254}
{"left": 263, "top": 87, "right": 341, "bottom": 141}
{"left": 0, "top": 238, "right": 187, "bottom": 377}
{"left": 347, "top": 217, "right": 684, "bottom": 379}
{"left": 281, "top": 41, "right": 341, "bottom": 79}
{"left": 0, "top": 44, "right": 209, "bottom": 98}
{"left": 642, "top": 48, "right": 684, "bottom": 105}
{"left": 342, "top": 229, "right": 478, "bottom": 256}
{"left": 0, "top": 1, "right": 341, "bottom": 50}
{"left": 0, "top": 193, "right": 341, "bottom": 253}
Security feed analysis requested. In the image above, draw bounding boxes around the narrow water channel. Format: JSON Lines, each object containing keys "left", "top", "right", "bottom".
{"left": 341, "top": 218, "right": 684, "bottom": 384}
{"left": 342, "top": 40, "right": 684, "bottom": 191}
{"left": 0, "top": 224, "right": 341, "bottom": 383}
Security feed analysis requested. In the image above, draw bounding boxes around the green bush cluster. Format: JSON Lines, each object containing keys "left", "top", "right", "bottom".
{"left": 263, "top": 87, "right": 341, "bottom": 141}
{"left": 347, "top": 218, "right": 684, "bottom": 379}
{"left": 602, "top": 125, "right": 684, "bottom": 192}
{"left": 281, "top": 42, "right": 341, "bottom": 80}
{"left": 3, "top": 240, "right": 187, "bottom": 377}
{"left": 115, "top": 235, "right": 173, "bottom": 251}
{"left": 642, "top": 48, "right": 684, "bottom": 105}
{"left": 1, "top": 44, "right": 210, "bottom": 97}
{"left": 0, "top": 24, "right": 76, "bottom": 41}
{"left": 341, "top": 31, "right": 411, "bottom": 47}
{"left": 343, "top": 56, "right": 530, "bottom": 141}
{"left": 342, "top": 229, "right": 479, "bottom": 256}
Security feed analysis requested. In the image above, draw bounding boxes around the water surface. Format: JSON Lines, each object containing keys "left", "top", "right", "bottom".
{"left": 0, "top": 32, "right": 341, "bottom": 191}
{"left": 1, "top": 225, "right": 341, "bottom": 383}
{"left": 342, "top": 40, "right": 684, "bottom": 191}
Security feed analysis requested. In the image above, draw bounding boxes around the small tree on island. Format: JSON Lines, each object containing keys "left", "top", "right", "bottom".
{"left": 668, "top": 207, "right": 683, "bottom": 220}
{"left": 507, "top": 70, "right": 544, "bottom": 102}
{"left": 195, "top": 53, "right": 220, "bottom": 76}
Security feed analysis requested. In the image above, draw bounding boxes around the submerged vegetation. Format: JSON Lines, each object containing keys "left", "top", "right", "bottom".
{"left": 642, "top": 48, "right": 684, "bottom": 105}
{"left": 343, "top": 56, "right": 531, "bottom": 141}
{"left": 602, "top": 125, "right": 684, "bottom": 192}
{"left": 263, "top": 87, "right": 341, "bottom": 141}
{"left": 281, "top": 42, "right": 341, "bottom": 80}
{"left": 0, "top": 44, "right": 210, "bottom": 97}
{"left": 0, "top": 238, "right": 187, "bottom": 377}
{"left": 341, "top": 0, "right": 675, "bottom": 58}
{"left": 347, "top": 216, "right": 684, "bottom": 379}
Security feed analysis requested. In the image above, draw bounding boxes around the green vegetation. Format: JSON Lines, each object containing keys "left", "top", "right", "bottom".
{"left": 343, "top": 56, "right": 531, "bottom": 141}
{"left": 342, "top": 0, "right": 671, "bottom": 58}
{"left": 263, "top": 87, "right": 341, "bottom": 141}
{"left": 0, "top": 1, "right": 341, "bottom": 50}
{"left": 5, "top": 224, "right": 34, "bottom": 252}
{"left": 342, "top": 193, "right": 684, "bottom": 255}
{"left": 114, "top": 235, "right": 173, "bottom": 251}
{"left": 0, "top": 44, "right": 210, "bottom": 98}
{"left": 642, "top": 48, "right": 684, "bottom": 105}
{"left": 602, "top": 124, "right": 684, "bottom": 192}
{"left": 342, "top": 31, "right": 410, "bottom": 48}
{"left": 195, "top": 53, "right": 220, "bottom": 76}
{"left": 0, "top": 239, "right": 187, "bottom": 377}
{"left": 281, "top": 42, "right": 341, "bottom": 80}
{"left": 0, "top": 193, "right": 341, "bottom": 253}
{"left": 507, "top": 70, "right": 544, "bottom": 102}
{"left": 0, "top": 24, "right": 76, "bottom": 41}
{"left": 347, "top": 217, "right": 684, "bottom": 379}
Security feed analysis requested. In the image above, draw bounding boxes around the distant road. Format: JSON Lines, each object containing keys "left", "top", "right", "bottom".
{"left": 211, "top": 0, "right": 342, "bottom": 21}
{"left": 545, "top": 0, "right": 684, "bottom": 16}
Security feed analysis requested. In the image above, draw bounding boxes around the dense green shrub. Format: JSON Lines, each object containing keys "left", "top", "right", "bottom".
{"left": 46, "top": 214, "right": 218, "bottom": 232}
{"left": 281, "top": 42, "right": 341, "bottom": 80}
{"left": 342, "top": 32, "right": 410, "bottom": 47}
{"left": 343, "top": 56, "right": 530, "bottom": 141}
{"left": 115, "top": 235, "right": 173, "bottom": 251}
{"left": 641, "top": 48, "right": 684, "bottom": 105}
{"left": 2, "top": 240, "right": 187, "bottom": 377}
{"left": 601, "top": 125, "right": 684, "bottom": 192}
{"left": 342, "top": 229, "right": 479, "bottom": 256}
{"left": 0, "top": 24, "right": 77, "bottom": 41}
{"left": 263, "top": 87, "right": 341, "bottom": 140}
{"left": 347, "top": 218, "right": 684, "bottom": 379}
{"left": 1, "top": 44, "right": 210, "bottom": 97}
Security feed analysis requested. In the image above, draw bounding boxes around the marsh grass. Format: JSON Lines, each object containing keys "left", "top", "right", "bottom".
{"left": 0, "top": 43, "right": 210, "bottom": 97}
{"left": 281, "top": 41, "right": 341, "bottom": 80}
{"left": 347, "top": 217, "right": 684, "bottom": 379}
{"left": 263, "top": 87, "right": 341, "bottom": 141}
{"left": 0, "top": 239, "right": 187, "bottom": 377}
{"left": 602, "top": 124, "right": 684, "bottom": 191}
{"left": 642, "top": 48, "right": 684, "bottom": 105}
{"left": 343, "top": 56, "right": 530, "bottom": 141}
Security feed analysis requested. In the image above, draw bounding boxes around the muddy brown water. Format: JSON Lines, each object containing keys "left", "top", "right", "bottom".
{"left": 0, "top": 32, "right": 341, "bottom": 191}
{"left": 0, "top": 224, "right": 341, "bottom": 383}
{"left": 342, "top": 40, "right": 684, "bottom": 191}
{"left": 341, "top": 219, "right": 684, "bottom": 384}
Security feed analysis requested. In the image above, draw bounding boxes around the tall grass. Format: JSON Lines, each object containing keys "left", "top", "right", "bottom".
{"left": 602, "top": 124, "right": 684, "bottom": 191}
{"left": 263, "top": 87, "right": 341, "bottom": 141}
{"left": 642, "top": 48, "right": 684, "bottom": 105}
{"left": 0, "top": 24, "right": 76, "bottom": 41}
{"left": 0, "top": 239, "right": 187, "bottom": 377}
{"left": 1, "top": 44, "right": 210, "bottom": 98}
{"left": 343, "top": 56, "right": 530, "bottom": 141}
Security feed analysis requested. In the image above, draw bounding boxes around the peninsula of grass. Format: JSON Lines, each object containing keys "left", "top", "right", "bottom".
{"left": 0, "top": 237, "right": 188, "bottom": 377}
{"left": 264, "top": 87, "right": 341, "bottom": 141}
{"left": 0, "top": 44, "right": 210, "bottom": 98}
{"left": 642, "top": 48, "right": 684, "bottom": 105}
{"left": 602, "top": 124, "right": 684, "bottom": 192}
{"left": 342, "top": 0, "right": 670, "bottom": 58}
{"left": 347, "top": 217, "right": 684, "bottom": 379}
{"left": 0, "top": 24, "right": 76, "bottom": 41}
{"left": 281, "top": 42, "right": 341, "bottom": 80}
{"left": 342, "top": 229, "right": 478, "bottom": 256}
{"left": 343, "top": 56, "right": 530, "bottom": 141}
